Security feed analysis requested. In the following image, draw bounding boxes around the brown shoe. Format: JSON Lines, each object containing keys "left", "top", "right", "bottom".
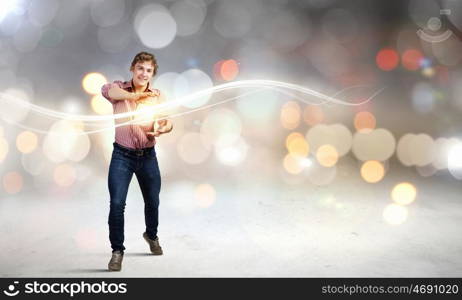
{"left": 108, "top": 250, "right": 123, "bottom": 271}
{"left": 143, "top": 232, "right": 163, "bottom": 255}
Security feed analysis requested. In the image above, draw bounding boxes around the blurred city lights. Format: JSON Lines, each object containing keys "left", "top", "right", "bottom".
{"left": 0, "top": 1, "right": 462, "bottom": 260}
{"left": 397, "top": 133, "right": 415, "bottom": 167}
{"left": 409, "top": 134, "right": 435, "bottom": 167}
{"left": 448, "top": 142, "right": 462, "bottom": 180}
{"left": 354, "top": 111, "right": 376, "bottom": 133}
{"left": 175, "top": 68, "right": 213, "bottom": 109}
{"left": 16, "top": 130, "right": 38, "bottom": 154}
{"left": 134, "top": 4, "right": 177, "bottom": 49}
{"left": 316, "top": 144, "right": 338, "bottom": 167}
{"left": 285, "top": 132, "right": 304, "bottom": 150}
{"left": 360, "top": 160, "right": 385, "bottom": 183}
{"left": 215, "top": 137, "right": 248, "bottom": 166}
{"left": 391, "top": 182, "right": 417, "bottom": 205}
{"left": 3, "top": 171, "right": 23, "bottom": 194}
{"left": 82, "top": 72, "right": 107, "bottom": 95}
{"left": 91, "top": 94, "right": 113, "bottom": 115}
{"left": 283, "top": 153, "right": 304, "bottom": 175}
{"left": 280, "top": 101, "right": 301, "bottom": 130}
{"left": 287, "top": 135, "right": 309, "bottom": 158}
{"left": 90, "top": 0, "right": 125, "bottom": 28}
{"left": 402, "top": 49, "right": 424, "bottom": 71}
{"left": 432, "top": 138, "right": 459, "bottom": 170}
{"left": 376, "top": 48, "right": 399, "bottom": 71}
{"left": 307, "top": 124, "right": 352, "bottom": 157}
{"left": 170, "top": 0, "right": 206, "bottom": 37}
{"left": 303, "top": 105, "right": 324, "bottom": 126}
{"left": 352, "top": 128, "right": 395, "bottom": 161}
{"left": 220, "top": 59, "right": 239, "bottom": 81}
{"left": 42, "top": 120, "right": 90, "bottom": 163}
{"left": 383, "top": 203, "right": 408, "bottom": 225}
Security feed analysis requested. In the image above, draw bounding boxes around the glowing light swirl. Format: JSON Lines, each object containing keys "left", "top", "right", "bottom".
{"left": 0, "top": 80, "right": 384, "bottom": 136}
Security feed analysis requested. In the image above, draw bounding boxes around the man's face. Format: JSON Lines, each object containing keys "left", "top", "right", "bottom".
{"left": 131, "top": 60, "right": 155, "bottom": 88}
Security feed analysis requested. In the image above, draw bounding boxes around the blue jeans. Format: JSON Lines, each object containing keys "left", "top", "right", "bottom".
{"left": 108, "top": 142, "right": 161, "bottom": 253}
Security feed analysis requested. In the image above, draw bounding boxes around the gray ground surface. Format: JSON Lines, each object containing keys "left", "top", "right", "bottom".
{"left": 1, "top": 160, "right": 461, "bottom": 278}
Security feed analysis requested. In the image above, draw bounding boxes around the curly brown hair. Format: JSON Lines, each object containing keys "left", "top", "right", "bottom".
{"left": 130, "top": 51, "right": 158, "bottom": 75}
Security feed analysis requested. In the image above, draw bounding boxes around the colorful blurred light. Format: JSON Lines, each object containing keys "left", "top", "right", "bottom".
{"left": 285, "top": 132, "right": 304, "bottom": 150}
{"left": 307, "top": 124, "right": 352, "bottom": 158}
{"left": 376, "top": 48, "right": 399, "bottom": 71}
{"left": 422, "top": 67, "right": 435, "bottom": 78}
{"left": 360, "top": 160, "right": 384, "bottom": 183}
{"left": 391, "top": 182, "right": 417, "bottom": 205}
{"left": 409, "top": 134, "right": 435, "bottom": 167}
{"left": 220, "top": 59, "right": 239, "bottom": 81}
{"left": 352, "top": 128, "right": 396, "bottom": 161}
{"left": 280, "top": 101, "right": 301, "bottom": 130}
{"left": 383, "top": 203, "right": 408, "bottom": 225}
{"left": 303, "top": 105, "right": 324, "bottom": 126}
{"left": 215, "top": 137, "right": 248, "bottom": 166}
{"left": 16, "top": 130, "right": 38, "bottom": 154}
{"left": 448, "top": 142, "right": 462, "bottom": 180}
{"left": 42, "top": 120, "right": 91, "bottom": 163}
{"left": 3, "top": 171, "right": 23, "bottom": 194}
{"left": 283, "top": 153, "right": 304, "bottom": 174}
{"left": 134, "top": 4, "right": 177, "bottom": 49}
{"left": 287, "top": 136, "right": 309, "bottom": 157}
{"left": 396, "top": 133, "right": 415, "bottom": 167}
{"left": 91, "top": 94, "right": 113, "bottom": 115}
{"left": 82, "top": 72, "right": 107, "bottom": 95}
{"left": 175, "top": 68, "right": 213, "bottom": 109}
{"left": 354, "top": 111, "right": 376, "bottom": 133}
{"left": 316, "top": 144, "right": 338, "bottom": 167}
{"left": 402, "top": 49, "right": 424, "bottom": 71}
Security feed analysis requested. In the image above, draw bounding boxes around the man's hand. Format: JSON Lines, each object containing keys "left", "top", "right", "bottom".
{"left": 146, "top": 119, "right": 173, "bottom": 139}
{"left": 131, "top": 89, "right": 161, "bottom": 102}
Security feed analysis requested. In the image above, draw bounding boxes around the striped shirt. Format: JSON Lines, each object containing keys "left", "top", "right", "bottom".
{"left": 101, "top": 80, "right": 160, "bottom": 149}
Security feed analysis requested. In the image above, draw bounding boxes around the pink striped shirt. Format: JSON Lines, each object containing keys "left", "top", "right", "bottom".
{"left": 101, "top": 80, "right": 160, "bottom": 149}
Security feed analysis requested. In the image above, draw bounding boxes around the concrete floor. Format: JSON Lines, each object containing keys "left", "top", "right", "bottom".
{"left": 1, "top": 159, "right": 461, "bottom": 278}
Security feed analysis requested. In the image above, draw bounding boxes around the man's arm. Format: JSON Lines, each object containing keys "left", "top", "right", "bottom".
{"left": 147, "top": 119, "right": 173, "bottom": 138}
{"left": 101, "top": 81, "right": 160, "bottom": 103}
{"left": 108, "top": 86, "right": 158, "bottom": 102}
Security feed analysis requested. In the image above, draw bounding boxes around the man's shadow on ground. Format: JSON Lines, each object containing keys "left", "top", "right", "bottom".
{"left": 68, "top": 252, "right": 155, "bottom": 273}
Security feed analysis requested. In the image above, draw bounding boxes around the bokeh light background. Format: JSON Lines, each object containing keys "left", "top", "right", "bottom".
{"left": 1, "top": 0, "right": 462, "bottom": 277}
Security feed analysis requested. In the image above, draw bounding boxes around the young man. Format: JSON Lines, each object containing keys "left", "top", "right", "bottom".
{"left": 101, "top": 51, "right": 173, "bottom": 271}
